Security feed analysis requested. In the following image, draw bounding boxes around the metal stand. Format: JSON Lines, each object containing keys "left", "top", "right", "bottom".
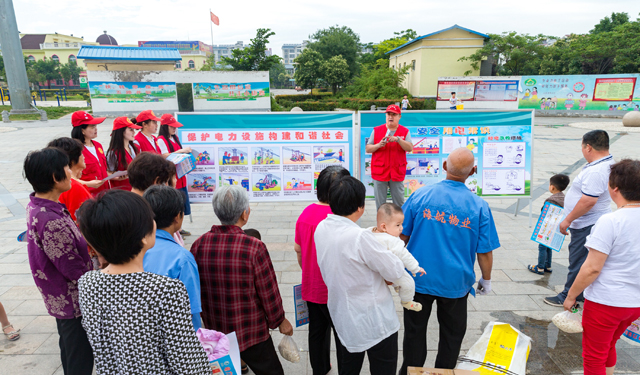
{"left": 513, "top": 198, "right": 533, "bottom": 228}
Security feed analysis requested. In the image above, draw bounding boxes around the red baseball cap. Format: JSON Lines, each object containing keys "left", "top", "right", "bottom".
{"left": 135, "top": 110, "right": 161, "bottom": 123}
{"left": 160, "top": 113, "right": 183, "bottom": 128}
{"left": 71, "top": 111, "right": 106, "bottom": 127}
{"left": 385, "top": 105, "right": 401, "bottom": 114}
{"left": 112, "top": 116, "right": 142, "bottom": 132}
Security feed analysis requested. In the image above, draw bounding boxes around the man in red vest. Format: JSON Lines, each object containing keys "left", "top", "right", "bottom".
{"left": 365, "top": 105, "right": 413, "bottom": 209}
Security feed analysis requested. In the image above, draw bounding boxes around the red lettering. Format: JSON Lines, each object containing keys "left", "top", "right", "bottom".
{"left": 187, "top": 133, "right": 196, "bottom": 142}
{"left": 255, "top": 132, "right": 264, "bottom": 141}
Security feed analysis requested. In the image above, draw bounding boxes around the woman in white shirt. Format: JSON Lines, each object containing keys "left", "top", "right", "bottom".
{"left": 564, "top": 159, "right": 640, "bottom": 375}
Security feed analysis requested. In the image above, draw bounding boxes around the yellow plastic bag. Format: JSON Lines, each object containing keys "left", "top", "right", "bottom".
{"left": 457, "top": 322, "right": 532, "bottom": 375}
{"left": 456, "top": 104, "right": 464, "bottom": 110}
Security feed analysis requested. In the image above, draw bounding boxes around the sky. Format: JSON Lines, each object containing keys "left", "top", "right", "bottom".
{"left": 13, "top": 0, "right": 640, "bottom": 55}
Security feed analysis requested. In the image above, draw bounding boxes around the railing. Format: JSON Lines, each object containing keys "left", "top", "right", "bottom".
{"left": 179, "top": 50, "right": 208, "bottom": 56}
{"left": 39, "top": 42, "right": 83, "bottom": 49}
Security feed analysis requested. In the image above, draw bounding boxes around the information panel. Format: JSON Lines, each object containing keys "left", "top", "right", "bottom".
{"left": 475, "top": 80, "right": 519, "bottom": 101}
{"left": 359, "top": 110, "right": 533, "bottom": 198}
{"left": 593, "top": 77, "right": 637, "bottom": 101}
{"left": 176, "top": 112, "right": 354, "bottom": 202}
{"left": 437, "top": 81, "right": 476, "bottom": 101}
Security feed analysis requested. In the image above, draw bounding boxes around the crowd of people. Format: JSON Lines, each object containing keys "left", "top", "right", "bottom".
{"left": 4, "top": 104, "right": 639, "bottom": 375}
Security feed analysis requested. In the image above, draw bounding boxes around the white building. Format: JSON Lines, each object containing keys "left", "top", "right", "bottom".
{"left": 282, "top": 41, "right": 308, "bottom": 64}
{"left": 212, "top": 41, "right": 245, "bottom": 62}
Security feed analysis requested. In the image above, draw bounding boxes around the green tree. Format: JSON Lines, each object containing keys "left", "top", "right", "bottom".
{"left": 222, "top": 28, "right": 281, "bottom": 71}
{"left": 458, "top": 32, "right": 550, "bottom": 76}
{"left": 343, "top": 60, "right": 410, "bottom": 99}
{"left": 269, "top": 62, "right": 289, "bottom": 88}
{"left": 322, "top": 56, "right": 350, "bottom": 94}
{"left": 0, "top": 56, "right": 5, "bottom": 83}
{"left": 308, "top": 25, "right": 361, "bottom": 78}
{"left": 200, "top": 54, "right": 233, "bottom": 71}
{"left": 394, "top": 29, "right": 418, "bottom": 41}
{"left": 293, "top": 49, "right": 324, "bottom": 91}
{"left": 33, "top": 58, "right": 61, "bottom": 88}
{"left": 59, "top": 61, "right": 82, "bottom": 86}
{"left": 590, "top": 12, "right": 629, "bottom": 34}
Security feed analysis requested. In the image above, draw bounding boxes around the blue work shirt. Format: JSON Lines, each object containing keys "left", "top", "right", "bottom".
{"left": 144, "top": 229, "right": 202, "bottom": 331}
{"left": 402, "top": 179, "right": 500, "bottom": 298}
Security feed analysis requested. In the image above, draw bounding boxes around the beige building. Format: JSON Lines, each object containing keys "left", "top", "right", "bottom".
{"left": 20, "top": 33, "right": 99, "bottom": 67}
{"left": 78, "top": 45, "right": 181, "bottom": 71}
{"left": 387, "top": 25, "right": 489, "bottom": 97}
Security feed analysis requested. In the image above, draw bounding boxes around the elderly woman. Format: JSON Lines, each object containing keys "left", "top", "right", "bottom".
{"left": 564, "top": 159, "right": 640, "bottom": 375}
{"left": 23, "top": 147, "right": 94, "bottom": 375}
{"left": 191, "top": 185, "right": 293, "bottom": 375}
{"left": 77, "top": 190, "right": 211, "bottom": 374}
{"left": 294, "top": 165, "right": 350, "bottom": 375}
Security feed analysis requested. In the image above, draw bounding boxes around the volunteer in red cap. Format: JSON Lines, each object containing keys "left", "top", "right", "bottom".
{"left": 70, "top": 111, "right": 109, "bottom": 196}
{"left": 365, "top": 104, "right": 413, "bottom": 209}
{"left": 158, "top": 113, "right": 193, "bottom": 235}
{"left": 132, "top": 110, "right": 161, "bottom": 153}
{"left": 106, "top": 117, "right": 142, "bottom": 191}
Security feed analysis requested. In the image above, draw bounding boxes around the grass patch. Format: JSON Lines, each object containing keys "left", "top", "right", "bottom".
{"left": 0, "top": 106, "right": 87, "bottom": 121}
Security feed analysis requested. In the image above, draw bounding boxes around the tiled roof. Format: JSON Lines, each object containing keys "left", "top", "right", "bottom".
{"left": 77, "top": 45, "right": 182, "bottom": 61}
{"left": 386, "top": 25, "right": 489, "bottom": 55}
{"left": 20, "top": 34, "right": 47, "bottom": 50}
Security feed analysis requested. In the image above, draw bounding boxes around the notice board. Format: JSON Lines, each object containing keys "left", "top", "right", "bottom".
{"left": 176, "top": 112, "right": 354, "bottom": 202}
{"left": 359, "top": 110, "right": 534, "bottom": 199}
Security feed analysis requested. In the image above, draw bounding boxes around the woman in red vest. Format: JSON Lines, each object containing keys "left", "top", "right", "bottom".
{"left": 158, "top": 114, "right": 193, "bottom": 236}
{"left": 106, "top": 117, "right": 142, "bottom": 191}
{"left": 365, "top": 104, "right": 413, "bottom": 210}
{"left": 70, "top": 111, "right": 109, "bottom": 196}
{"left": 133, "top": 110, "right": 161, "bottom": 153}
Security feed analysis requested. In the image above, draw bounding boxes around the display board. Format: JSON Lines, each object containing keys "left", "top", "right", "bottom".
{"left": 176, "top": 112, "right": 354, "bottom": 202}
{"left": 359, "top": 110, "right": 533, "bottom": 198}
{"left": 437, "top": 80, "right": 476, "bottom": 101}
{"left": 593, "top": 77, "right": 637, "bottom": 101}
{"left": 475, "top": 80, "right": 519, "bottom": 101}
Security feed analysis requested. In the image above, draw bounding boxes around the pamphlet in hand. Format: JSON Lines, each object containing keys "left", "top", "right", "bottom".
{"left": 294, "top": 284, "right": 309, "bottom": 327}
{"left": 531, "top": 202, "right": 566, "bottom": 252}
{"left": 166, "top": 153, "right": 196, "bottom": 179}
{"left": 101, "top": 170, "right": 127, "bottom": 182}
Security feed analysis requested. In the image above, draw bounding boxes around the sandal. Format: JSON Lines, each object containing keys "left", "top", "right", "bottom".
{"left": 544, "top": 268, "right": 553, "bottom": 273}
{"left": 3, "top": 324, "right": 20, "bottom": 341}
{"left": 527, "top": 265, "right": 544, "bottom": 275}
{"left": 241, "top": 364, "right": 249, "bottom": 374}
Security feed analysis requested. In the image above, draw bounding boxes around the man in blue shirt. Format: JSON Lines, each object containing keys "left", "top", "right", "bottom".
{"left": 143, "top": 185, "right": 202, "bottom": 331}
{"left": 399, "top": 147, "right": 500, "bottom": 374}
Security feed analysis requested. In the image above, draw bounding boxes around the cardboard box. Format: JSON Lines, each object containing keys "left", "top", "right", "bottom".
{"left": 408, "top": 367, "right": 480, "bottom": 375}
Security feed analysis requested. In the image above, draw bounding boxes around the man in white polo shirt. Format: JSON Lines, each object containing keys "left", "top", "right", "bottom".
{"left": 544, "top": 130, "right": 614, "bottom": 307}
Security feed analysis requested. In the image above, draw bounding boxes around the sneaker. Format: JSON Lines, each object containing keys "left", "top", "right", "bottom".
{"left": 401, "top": 301, "right": 423, "bottom": 312}
{"left": 544, "top": 296, "right": 564, "bottom": 307}
{"left": 179, "top": 229, "right": 191, "bottom": 236}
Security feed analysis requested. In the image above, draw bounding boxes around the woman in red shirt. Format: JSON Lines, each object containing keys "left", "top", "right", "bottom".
{"left": 106, "top": 117, "right": 142, "bottom": 191}
{"left": 70, "top": 111, "right": 109, "bottom": 196}
{"left": 158, "top": 114, "right": 193, "bottom": 235}
{"left": 133, "top": 110, "right": 161, "bottom": 154}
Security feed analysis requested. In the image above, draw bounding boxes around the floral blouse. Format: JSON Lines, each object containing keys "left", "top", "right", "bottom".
{"left": 26, "top": 193, "right": 93, "bottom": 319}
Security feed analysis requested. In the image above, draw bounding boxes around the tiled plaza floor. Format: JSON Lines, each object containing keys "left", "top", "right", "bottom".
{"left": 0, "top": 115, "right": 639, "bottom": 374}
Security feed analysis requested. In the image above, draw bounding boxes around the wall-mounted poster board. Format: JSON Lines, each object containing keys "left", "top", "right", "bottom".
{"left": 359, "top": 110, "right": 534, "bottom": 199}
{"left": 593, "top": 77, "right": 637, "bottom": 101}
{"left": 475, "top": 80, "right": 519, "bottom": 101}
{"left": 437, "top": 81, "right": 476, "bottom": 101}
{"left": 176, "top": 112, "right": 354, "bottom": 202}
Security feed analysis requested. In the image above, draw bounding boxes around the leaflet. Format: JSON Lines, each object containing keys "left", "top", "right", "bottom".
{"left": 531, "top": 202, "right": 566, "bottom": 252}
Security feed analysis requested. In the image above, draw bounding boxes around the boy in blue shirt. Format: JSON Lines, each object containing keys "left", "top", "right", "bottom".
{"left": 143, "top": 185, "right": 202, "bottom": 331}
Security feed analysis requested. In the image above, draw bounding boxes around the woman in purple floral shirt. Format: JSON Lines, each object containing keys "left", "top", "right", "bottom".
{"left": 24, "top": 147, "right": 94, "bottom": 375}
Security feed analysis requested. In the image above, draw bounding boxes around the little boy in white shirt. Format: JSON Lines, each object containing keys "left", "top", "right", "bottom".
{"left": 368, "top": 203, "right": 425, "bottom": 311}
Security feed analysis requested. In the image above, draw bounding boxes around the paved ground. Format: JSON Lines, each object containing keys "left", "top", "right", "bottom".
{"left": 0, "top": 115, "right": 639, "bottom": 374}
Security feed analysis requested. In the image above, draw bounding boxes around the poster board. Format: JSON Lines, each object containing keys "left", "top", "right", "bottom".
{"left": 437, "top": 81, "right": 476, "bottom": 101}
{"left": 176, "top": 112, "right": 354, "bottom": 202}
{"left": 593, "top": 77, "right": 637, "bottom": 101}
{"left": 359, "top": 110, "right": 533, "bottom": 199}
{"left": 531, "top": 202, "right": 566, "bottom": 252}
{"left": 293, "top": 284, "right": 309, "bottom": 327}
{"left": 475, "top": 80, "right": 519, "bottom": 101}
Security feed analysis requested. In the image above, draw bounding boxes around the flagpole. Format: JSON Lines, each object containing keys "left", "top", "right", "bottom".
{"left": 209, "top": 9, "right": 214, "bottom": 63}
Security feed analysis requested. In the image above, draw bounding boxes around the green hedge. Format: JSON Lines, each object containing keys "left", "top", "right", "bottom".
{"left": 275, "top": 95, "right": 435, "bottom": 111}
{"left": 294, "top": 101, "right": 338, "bottom": 111}
{"left": 274, "top": 93, "right": 333, "bottom": 102}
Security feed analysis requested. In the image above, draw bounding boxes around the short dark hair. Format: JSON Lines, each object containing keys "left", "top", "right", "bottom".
{"left": 47, "top": 137, "right": 84, "bottom": 167}
{"left": 244, "top": 228, "right": 262, "bottom": 240}
{"left": 379, "top": 203, "right": 403, "bottom": 218}
{"left": 316, "top": 166, "right": 351, "bottom": 203}
{"left": 550, "top": 174, "right": 570, "bottom": 192}
{"left": 71, "top": 125, "right": 88, "bottom": 144}
{"left": 582, "top": 130, "right": 609, "bottom": 151}
{"left": 127, "top": 152, "right": 176, "bottom": 191}
{"left": 328, "top": 176, "right": 365, "bottom": 216}
{"left": 23, "top": 148, "right": 69, "bottom": 193}
{"left": 77, "top": 190, "right": 155, "bottom": 265}
{"left": 142, "top": 185, "right": 184, "bottom": 229}
{"left": 451, "top": 92, "right": 456, "bottom": 95}
{"left": 609, "top": 159, "right": 640, "bottom": 201}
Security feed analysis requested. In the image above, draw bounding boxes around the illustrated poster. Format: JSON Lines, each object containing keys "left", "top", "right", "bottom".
{"left": 531, "top": 202, "right": 566, "bottom": 252}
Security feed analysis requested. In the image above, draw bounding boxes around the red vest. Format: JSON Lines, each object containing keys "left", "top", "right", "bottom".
{"left": 109, "top": 146, "right": 136, "bottom": 191}
{"left": 158, "top": 136, "right": 186, "bottom": 189}
{"left": 371, "top": 124, "right": 409, "bottom": 182}
{"left": 80, "top": 140, "right": 110, "bottom": 196}
{"left": 134, "top": 132, "right": 160, "bottom": 154}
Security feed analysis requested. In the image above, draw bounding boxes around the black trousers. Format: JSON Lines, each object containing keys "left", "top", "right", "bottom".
{"left": 56, "top": 316, "right": 94, "bottom": 375}
{"left": 241, "top": 336, "right": 284, "bottom": 375}
{"left": 336, "top": 331, "right": 398, "bottom": 375}
{"left": 399, "top": 292, "right": 468, "bottom": 375}
{"left": 308, "top": 301, "right": 343, "bottom": 375}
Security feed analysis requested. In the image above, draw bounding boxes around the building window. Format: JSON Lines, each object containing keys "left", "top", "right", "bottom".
{"left": 175, "top": 60, "right": 182, "bottom": 69}
{"left": 27, "top": 55, "right": 35, "bottom": 63}
{"left": 412, "top": 60, "right": 416, "bottom": 71}
{"left": 69, "top": 55, "right": 76, "bottom": 63}
{"left": 56, "top": 79, "right": 63, "bottom": 85}
{"left": 51, "top": 55, "right": 59, "bottom": 62}
{"left": 188, "top": 60, "right": 195, "bottom": 69}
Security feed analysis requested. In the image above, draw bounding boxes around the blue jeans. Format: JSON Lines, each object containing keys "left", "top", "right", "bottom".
{"left": 178, "top": 186, "right": 191, "bottom": 216}
{"left": 537, "top": 243, "right": 552, "bottom": 270}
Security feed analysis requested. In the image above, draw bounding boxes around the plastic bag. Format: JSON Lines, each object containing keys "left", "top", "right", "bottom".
{"left": 196, "top": 328, "right": 230, "bottom": 361}
{"left": 457, "top": 321, "right": 532, "bottom": 375}
{"left": 552, "top": 310, "right": 583, "bottom": 333}
{"left": 278, "top": 335, "right": 300, "bottom": 363}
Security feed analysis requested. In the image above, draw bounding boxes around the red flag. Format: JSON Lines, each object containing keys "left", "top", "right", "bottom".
{"left": 210, "top": 12, "right": 219, "bottom": 26}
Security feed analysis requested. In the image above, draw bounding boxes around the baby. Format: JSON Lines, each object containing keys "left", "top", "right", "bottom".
{"left": 368, "top": 203, "right": 425, "bottom": 312}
